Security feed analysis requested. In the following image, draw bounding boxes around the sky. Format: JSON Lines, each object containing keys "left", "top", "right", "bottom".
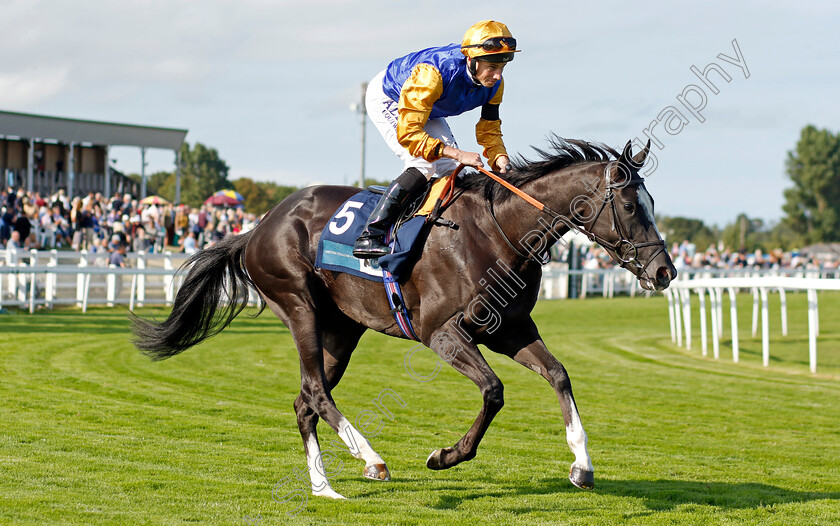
{"left": 2, "top": 0, "right": 838, "bottom": 227}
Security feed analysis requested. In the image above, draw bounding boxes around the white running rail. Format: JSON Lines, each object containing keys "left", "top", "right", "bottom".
{"left": 665, "top": 277, "right": 840, "bottom": 374}
{"left": 0, "top": 249, "right": 261, "bottom": 312}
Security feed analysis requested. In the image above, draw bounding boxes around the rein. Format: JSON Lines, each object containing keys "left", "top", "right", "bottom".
{"left": 469, "top": 163, "right": 666, "bottom": 275}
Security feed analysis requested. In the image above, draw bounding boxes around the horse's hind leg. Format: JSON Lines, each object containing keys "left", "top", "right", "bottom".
{"left": 294, "top": 393, "right": 347, "bottom": 499}
{"left": 267, "top": 294, "right": 388, "bottom": 498}
{"left": 292, "top": 317, "right": 361, "bottom": 499}
{"left": 485, "top": 319, "right": 595, "bottom": 490}
{"left": 293, "top": 313, "right": 391, "bottom": 496}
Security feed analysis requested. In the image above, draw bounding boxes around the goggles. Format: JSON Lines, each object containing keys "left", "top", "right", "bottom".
{"left": 462, "top": 36, "right": 517, "bottom": 53}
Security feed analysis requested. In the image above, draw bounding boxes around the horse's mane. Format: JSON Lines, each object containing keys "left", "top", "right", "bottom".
{"left": 459, "top": 136, "right": 619, "bottom": 203}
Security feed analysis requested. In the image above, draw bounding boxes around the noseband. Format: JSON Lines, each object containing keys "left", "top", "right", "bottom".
{"left": 478, "top": 163, "right": 666, "bottom": 280}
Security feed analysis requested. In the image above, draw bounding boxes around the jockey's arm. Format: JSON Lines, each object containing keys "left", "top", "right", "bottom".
{"left": 397, "top": 64, "right": 484, "bottom": 169}
{"left": 475, "top": 79, "right": 510, "bottom": 173}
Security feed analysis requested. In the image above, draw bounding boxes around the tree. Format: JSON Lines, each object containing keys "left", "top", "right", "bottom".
{"left": 656, "top": 215, "right": 716, "bottom": 251}
{"left": 146, "top": 170, "right": 173, "bottom": 197}
{"left": 764, "top": 221, "right": 802, "bottom": 252}
{"left": 721, "top": 213, "right": 765, "bottom": 251}
{"left": 782, "top": 125, "right": 840, "bottom": 243}
{"left": 144, "top": 143, "right": 231, "bottom": 207}
{"left": 232, "top": 178, "right": 298, "bottom": 215}
{"left": 717, "top": 214, "right": 801, "bottom": 252}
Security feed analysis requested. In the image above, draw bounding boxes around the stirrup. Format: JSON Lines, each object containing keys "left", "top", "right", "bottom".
{"left": 353, "top": 236, "right": 391, "bottom": 259}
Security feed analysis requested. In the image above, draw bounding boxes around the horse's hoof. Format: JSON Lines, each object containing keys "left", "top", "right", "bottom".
{"left": 569, "top": 466, "right": 594, "bottom": 490}
{"left": 426, "top": 448, "right": 451, "bottom": 470}
{"left": 363, "top": 463, "right": 391, "bottom": 481}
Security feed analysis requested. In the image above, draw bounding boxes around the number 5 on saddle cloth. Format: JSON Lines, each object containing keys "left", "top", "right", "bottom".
{"left": 315, "top": 175, "right": 457, "bottom": 340}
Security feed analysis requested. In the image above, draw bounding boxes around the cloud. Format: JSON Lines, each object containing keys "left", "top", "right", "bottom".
{"left": 0, "top": 67, "right": 70, "bottom": 105}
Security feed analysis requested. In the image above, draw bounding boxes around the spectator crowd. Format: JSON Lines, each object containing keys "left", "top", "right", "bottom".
{"left": 556, "top": 240, "right": 840, "bottom": 273}
{"left": 1, "top": 186, "right": 259, "bottom": 262}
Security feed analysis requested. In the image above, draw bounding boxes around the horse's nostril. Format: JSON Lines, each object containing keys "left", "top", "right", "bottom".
{"left": 656, "top": 266, "right": 671, "bottom": 283}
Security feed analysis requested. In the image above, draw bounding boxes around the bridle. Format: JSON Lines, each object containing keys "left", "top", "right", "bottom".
{"left": 473, "top": 162, "right": 666, "bottom": 278}
{"left": 577, "top": 162, "right": 667, "bottom": 275}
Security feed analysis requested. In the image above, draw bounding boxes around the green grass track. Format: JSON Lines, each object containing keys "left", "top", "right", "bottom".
{"left": 1, "top": 293, "right": 838, "bottom": 525}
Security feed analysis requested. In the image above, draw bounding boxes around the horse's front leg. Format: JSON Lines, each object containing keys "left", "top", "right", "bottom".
{"left": 484, "top": 319, "right": 594, "bottom": 489}
{"left": 422, "top": 326, "right": 504, "bottom": 470}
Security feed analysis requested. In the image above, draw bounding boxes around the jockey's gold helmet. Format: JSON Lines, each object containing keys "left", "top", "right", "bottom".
{"left": 461, "top": 20, "right": 520, "bottom": 63}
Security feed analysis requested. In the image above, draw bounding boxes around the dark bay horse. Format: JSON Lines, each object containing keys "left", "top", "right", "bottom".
{"left": 132, "top": 138, "right": 676, "bottom": 499}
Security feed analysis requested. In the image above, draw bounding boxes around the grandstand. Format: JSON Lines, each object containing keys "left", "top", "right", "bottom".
{"left": 0, "top": 110, "right": 187, "bottom": 201}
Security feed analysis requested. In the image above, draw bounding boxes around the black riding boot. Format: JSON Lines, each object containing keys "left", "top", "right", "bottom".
{"left": 353, "top": 167, "right": 427, "bottom": 259}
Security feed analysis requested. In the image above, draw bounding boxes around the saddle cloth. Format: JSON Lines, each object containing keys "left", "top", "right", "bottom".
{"left": 314, "top": 175, "right": 454, "bottom": 282}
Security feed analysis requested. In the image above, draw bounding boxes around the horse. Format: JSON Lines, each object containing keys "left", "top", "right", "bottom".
{"left": 132, "top": 138, "right": 676, "bottom": 499}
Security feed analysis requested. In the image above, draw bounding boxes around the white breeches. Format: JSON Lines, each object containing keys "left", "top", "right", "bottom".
{"left": 366, "top": 70, "right": 460, "bottom": 179}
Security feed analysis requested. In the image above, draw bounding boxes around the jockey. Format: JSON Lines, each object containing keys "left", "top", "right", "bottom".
{"left": 353, "top": 20, "right": 519, "bottom": 259}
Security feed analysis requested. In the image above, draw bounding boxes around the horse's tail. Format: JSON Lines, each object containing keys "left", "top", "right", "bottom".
{"left": 131, "top": 230, "right": 260, "bottom": 361}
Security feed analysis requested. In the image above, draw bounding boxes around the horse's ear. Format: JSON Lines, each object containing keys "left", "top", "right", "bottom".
{"left": 618, "top": 140, "right": 634, "bottom": 167}
{"left": 630, "top": 139, "right": 651, "bottom": 169}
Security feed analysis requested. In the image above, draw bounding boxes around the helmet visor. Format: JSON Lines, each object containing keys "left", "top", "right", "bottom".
{"left": 477, "top": 52, "right": 515, "bottom": 63}
{"left": 462, "top": 36, "right": 517, "bottom": 53}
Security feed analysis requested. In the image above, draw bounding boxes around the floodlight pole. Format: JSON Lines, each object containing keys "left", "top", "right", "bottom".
{"left": 67, "top": 142, "right": 75, "bottom": 199}
{"left": 358, "top": 82, "right": 367, "bottom": 188}
{"left": 104, "top": 145, "right": 111, "bottom": 197}
{"left": 26, "top": 137, "right": 34, "bottom": 192}
{"left": 140, "top": 147, "right": 147, "bottom": 199}
{"left": 175, "top": 149, "right": 182, "bottom": 205}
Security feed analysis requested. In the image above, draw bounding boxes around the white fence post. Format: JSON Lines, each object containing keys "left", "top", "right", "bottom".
{"left": 727, "top": 287, "right": 739, "bottom": 363}
{"left": 697, "top": 287, "right": 708, "bottom": 357}
{"left": 680, "top": 288, "right": 691, "bottom": 351}
{"left": 129, "top": 274, "right": 138, "bottom": 311}
{"left": 82, "top": 272, "right": 91, "bottom": 313}
{"left": 164, "top": 251, "right": 174, "bottom": 305}
{"left": 16, "top": 252, "right": 27, "bottom": 304}
{"left": 673, "top": 288, "right": 683, "bottom": 347}
{"left": 709, "top": 288, "right": 720, "bottom": 359}
{"left": 28, "top": 249, "right": 39, "bottom": 313}
{"left": 807, "top": 288, "right": 818, "bottom": 374}
{"left": 813, "top": 290, "right": 820, "bottom": 337}
{"left": 46, "top": 249, "right": 58, "bottom": 308}
{"left": 106, "top": 265, "right": 116, "bottom": 307}
{"left": 778, "top": 288, "right": 788, "bottom": 337}
{"left": 136, "top": 252, "right": 146, "bottom": 307}
{"left": 76, "top": 251, "right": 88, "bottom": 306}
{"left": 5, "top": 249, "right": 20, "bottom": 300}
{"left": 760, "top": 287, "right": 770, "bottom": 367}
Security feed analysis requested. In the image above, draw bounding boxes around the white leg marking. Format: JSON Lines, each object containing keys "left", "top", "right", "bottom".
{"left": 565, "top": 403, "right": 594, "bottom": 472}
{"left": 306, "top": 436, "right": 345, "bottom": 499}
{"left": 336, "top": 417, "right": 385, "bottom": 468}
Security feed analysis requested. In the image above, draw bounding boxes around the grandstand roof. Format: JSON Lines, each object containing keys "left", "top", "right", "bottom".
{"left": 0, "top": 109, "right": 187, "bottom": 150}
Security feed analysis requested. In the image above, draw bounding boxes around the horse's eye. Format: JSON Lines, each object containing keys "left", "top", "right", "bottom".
{"left": 623, "top": 202, "right": 635, "bottom": 213}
